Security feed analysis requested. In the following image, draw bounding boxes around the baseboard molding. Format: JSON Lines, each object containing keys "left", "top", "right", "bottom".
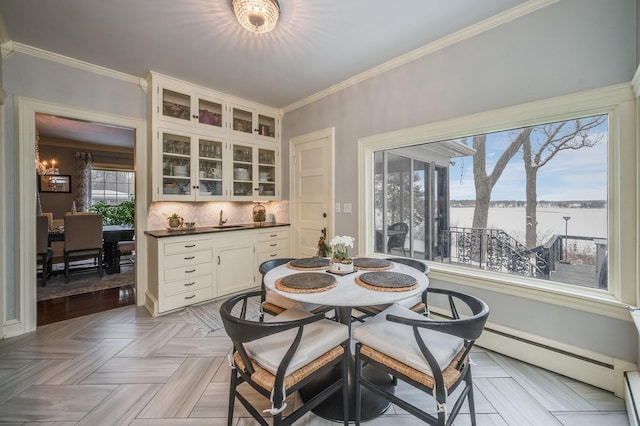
{"left": 626, "top": 372, "right": 640, "bottom": 426}
{"left": 429, "top": 307, "right": 637, "bottom": 398}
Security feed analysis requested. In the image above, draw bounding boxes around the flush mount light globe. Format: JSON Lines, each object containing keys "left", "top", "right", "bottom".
{"left": 232, "top": 0, "right": 280, "bottom": 34}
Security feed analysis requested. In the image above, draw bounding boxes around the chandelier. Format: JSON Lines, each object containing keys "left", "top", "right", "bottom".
{"left": 232, "top": 0, "right": 280, "bottom": 34}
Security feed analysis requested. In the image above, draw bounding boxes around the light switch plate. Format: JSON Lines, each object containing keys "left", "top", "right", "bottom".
{"left": 343, "top": 203, "right": 352, "bottom": 213}
{"left": 335, "top": 203, "right": 341, "bottom": 213}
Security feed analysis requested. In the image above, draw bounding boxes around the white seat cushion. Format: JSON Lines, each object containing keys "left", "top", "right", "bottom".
{"left": 366, "top": 294, "right": 422, "bottom": 312}
{"left": 353, "top": 304, "right": 463, "bottom": 375}
{"left": 246, "top": 308, "right": 349, "bottom": 376}
{"left": 265, "top": 291, "right": 322, "bottom": 312}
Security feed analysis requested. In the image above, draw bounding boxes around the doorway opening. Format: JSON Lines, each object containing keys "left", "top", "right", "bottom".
{"left": 35, "top": 114, "right": 137, "bottom": 325}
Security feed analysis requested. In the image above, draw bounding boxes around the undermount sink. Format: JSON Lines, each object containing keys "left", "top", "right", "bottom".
{"left": 212, "top": 225, "right": 245, "bottom": 229}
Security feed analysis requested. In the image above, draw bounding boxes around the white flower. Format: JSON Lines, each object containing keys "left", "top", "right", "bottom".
{"left": 329, "top": 235, "right": 355, "bottom": 248}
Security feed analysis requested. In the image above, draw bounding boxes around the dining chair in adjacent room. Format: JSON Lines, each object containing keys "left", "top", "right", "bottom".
{"left": 353, "top": 288, "right": 490, "bottom": 426}
{"left": 36, "top": 215, "right": 53, "bottom": 287}
{"left": 259, "top": 258, "right": 330, "bottom": 320}
{"left": 117, "top": 239, "right": 136, "bottom": 264}
{"left": 221, "top": 291, "right": 350, "bottom": 426}
{"left": 63, "top": 213, "right": 104, "bottom": 283}
{"left": 354, "top": 257, "right": 430, "bottom": 319}
{"left": 387, "top": 222, "right": 409, "bottom": 255}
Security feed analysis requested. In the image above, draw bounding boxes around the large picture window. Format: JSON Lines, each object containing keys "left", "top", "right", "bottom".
{"left": 360, "top": 84, "right": 637, "bottom": 316}
{"left": 374, "top": 115, "right": 608, "bottom": 291}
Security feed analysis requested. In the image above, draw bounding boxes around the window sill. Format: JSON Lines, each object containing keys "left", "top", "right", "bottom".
{"left": 428, "top": 262, "right": 631, "bottom": 322}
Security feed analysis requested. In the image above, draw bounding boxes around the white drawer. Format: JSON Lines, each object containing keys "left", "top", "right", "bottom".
{"left": 164, "top": 250, "right": 213, "bottom": 268}
{"left": 160, "top": 286, "right": 214, "bottom": 313}
{"left": 164, "top": 238, "right": 214, "bottom": 255}
{"left": 257, "top": 248, "right": 290, "bottom": 265}
{"left": 257, "top": 239, "right": 289, "bottom": 252}
{"left": 164, "top": 274, "right": 213, "bottom": 297}
{"left": 164, "top": 262, "right": 214, "bottom": 282}
{"left": 257, "top": 229, "right": 289, "bottom": 242}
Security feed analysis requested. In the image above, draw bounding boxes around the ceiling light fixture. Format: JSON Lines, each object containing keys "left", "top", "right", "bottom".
{"left": 232, "top": 0, "right": 280, "bottom": 34}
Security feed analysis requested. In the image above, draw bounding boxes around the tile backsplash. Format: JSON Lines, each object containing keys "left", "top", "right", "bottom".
{"left": 147, "top": 201, "right": 289, "bottom": 230}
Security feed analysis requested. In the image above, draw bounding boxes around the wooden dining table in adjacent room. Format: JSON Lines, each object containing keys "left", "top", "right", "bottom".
{"left": 48, "top": 225, "right": 135, "bottom": 274}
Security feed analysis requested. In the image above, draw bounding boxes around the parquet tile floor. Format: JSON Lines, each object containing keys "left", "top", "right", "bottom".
{"left": 0, "top": 304, "right": 629, "bottom": 425}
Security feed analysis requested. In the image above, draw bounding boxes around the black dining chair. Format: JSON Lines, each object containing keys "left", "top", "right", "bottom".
{"left": 221, "top": 291, "right": 350, "bottom": 426}
{"left": 259, "top": 258, "right": 331, "bottom": 320}
{"left": 353, "top": 288, "right": 490, "bottom": 426}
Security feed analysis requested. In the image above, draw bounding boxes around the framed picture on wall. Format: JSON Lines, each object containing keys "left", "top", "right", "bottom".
{"left": 39, "top": 175, "right": 71, "bottom": 193}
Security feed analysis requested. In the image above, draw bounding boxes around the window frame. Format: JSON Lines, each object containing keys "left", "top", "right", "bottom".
{"left": 90, "top": 166, "right": 135, "bottom": 206}
{"left": 358, "top": 83, "right": 637, "bottom": 321}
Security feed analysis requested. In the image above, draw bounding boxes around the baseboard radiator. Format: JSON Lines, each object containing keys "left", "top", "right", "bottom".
{"left": 430, "top": 308, "right": 637, "bottom": 401}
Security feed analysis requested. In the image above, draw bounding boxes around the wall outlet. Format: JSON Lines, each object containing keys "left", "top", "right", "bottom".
{"left": 335, "top": 203, "right": 341, "bottom": 213}
{"left": 343, "top": 203, "right": 352, "bottom": 213}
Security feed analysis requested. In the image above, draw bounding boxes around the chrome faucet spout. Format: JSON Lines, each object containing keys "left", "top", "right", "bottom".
{"left": 219, "top": 210, "right": 227, "bottom": 227}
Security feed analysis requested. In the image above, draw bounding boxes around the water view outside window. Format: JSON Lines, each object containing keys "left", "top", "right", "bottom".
{"left": 91, "top": 169, "right": 135, "bottom": 206}
{"left": 374, "top": 114, "right": 608, "bottom": 290}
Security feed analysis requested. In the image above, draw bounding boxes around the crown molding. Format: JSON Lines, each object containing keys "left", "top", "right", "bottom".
{"left": 282, "top": 0, "right": 558, "bottom": 113}
{"left": 2, "top": 41, "right": 141, "bottom": 85}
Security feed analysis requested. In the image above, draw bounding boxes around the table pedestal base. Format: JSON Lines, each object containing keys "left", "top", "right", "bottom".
{"left": 299, "top": 363, "right": 393, "bottom": 422}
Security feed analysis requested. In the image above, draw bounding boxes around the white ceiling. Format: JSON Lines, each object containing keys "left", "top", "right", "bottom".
{"left": 1, "top": 0, "right": 529, "bottom": 146}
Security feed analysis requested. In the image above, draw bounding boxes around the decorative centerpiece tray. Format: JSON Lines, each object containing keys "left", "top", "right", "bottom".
{"left": 275, "top": 272, "right": 337, "bottom": 293}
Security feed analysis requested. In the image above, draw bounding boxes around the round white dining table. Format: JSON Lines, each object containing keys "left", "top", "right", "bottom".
{"left": 263, "top": 259, "right": 429, "bottom": 422}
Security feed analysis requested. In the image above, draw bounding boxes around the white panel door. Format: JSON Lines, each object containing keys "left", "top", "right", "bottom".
{"left": 290, "top": 128, "right": 334, "bottom": 257}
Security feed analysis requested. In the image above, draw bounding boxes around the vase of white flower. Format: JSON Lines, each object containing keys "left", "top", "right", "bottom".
{"left": 329, "top": 235, "right": 355, "bottom": 273}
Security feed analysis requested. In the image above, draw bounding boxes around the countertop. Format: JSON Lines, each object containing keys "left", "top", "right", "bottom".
{"left": 144, "top": 222, "right": 290, "bottom": 238}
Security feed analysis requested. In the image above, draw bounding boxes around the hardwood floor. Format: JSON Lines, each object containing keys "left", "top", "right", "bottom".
{"left": 37, "top": 285, "right": 136, "bottom": 326}
{"left": 0, "top": 304, "right": 629, "bottom": 425}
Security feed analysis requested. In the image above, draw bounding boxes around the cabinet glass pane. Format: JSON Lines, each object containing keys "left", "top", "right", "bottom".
{"left": 258, "top": 148, "right": 275, "bottom": 196}
{"left": 162, "top": 89, "right": 191, "bottom": 121}
{"left": 258, "top": 114, "right": 276, "bottom": 137}
{"left": 162, "top": 132, "right": 192, "bottom": 196}
{"left": 232, "top": 107, "right": 253, "bottom": 134}
{"left": 198, "top": 99, "right": 223, "bottom": 128}
{"left": 233, "top": 144, "right": 253, "bottom": 196}
{"left": 198, "top": 138, "right": 223, "bottom": 196}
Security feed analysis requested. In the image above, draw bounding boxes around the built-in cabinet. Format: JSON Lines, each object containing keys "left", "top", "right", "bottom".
{"left": 146, "top": 226, "right": 289, "bottom": 316}
{"left": 147, "top": 71, "right": 282, "bottom": 201}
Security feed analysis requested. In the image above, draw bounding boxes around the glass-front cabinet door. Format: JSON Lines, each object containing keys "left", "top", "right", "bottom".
{"left": 160, "top": 130, "right": 193, "bottom": 199}
{"left": 197, "top": 137, "right": 224, "bottom": 198}
{"left": 257, "top": 147, "right": 276, "bottom": 197}
{"left": 257, "top": 113, "right": 276, "bottom": 140}
{"left": 195, "top": 95, "right": 224, "bottom": 132}
{"left": 161, "top": 88, "right": 192, "bottom": 125}
{"left": 231, "top": 106, "right": 254, "bottom": 136}
{"left": 231, "top": 143, "right": 254, "bottom": 198}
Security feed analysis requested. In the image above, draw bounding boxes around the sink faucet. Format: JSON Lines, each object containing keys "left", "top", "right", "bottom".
{"left": 219, "top": 210, "right": 227, "bottom": 227}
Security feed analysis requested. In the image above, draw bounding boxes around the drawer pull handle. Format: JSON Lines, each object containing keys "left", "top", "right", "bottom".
{"left": 184, "top": 256, "right": 195, "bottom": 260}
{"left": 185, "top": 282, "right": 196, "bottom": 286}
{"left": 185, "top": 269, "right": 196, "bottom": 273}
{"left": 270, "top": 253, "right": 277, "bottom": 257}
{"left": 270, "top": 234, "right": 277, "bottom": 237}
{"left": 269, "top": 243, "right": 277, "bottom": 247}
{"left": 185, "top": 294, "right": 196, "bottom": 300}
{"left": 185, "top": 244, "right": 196, "bottom": 248}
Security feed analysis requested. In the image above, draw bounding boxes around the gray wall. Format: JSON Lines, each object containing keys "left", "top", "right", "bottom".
{"left": 282, "top": 0, "right": 638, "bottom": 361}
{"left": 1, "top": 52, "right": 145, "bottom": 320}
